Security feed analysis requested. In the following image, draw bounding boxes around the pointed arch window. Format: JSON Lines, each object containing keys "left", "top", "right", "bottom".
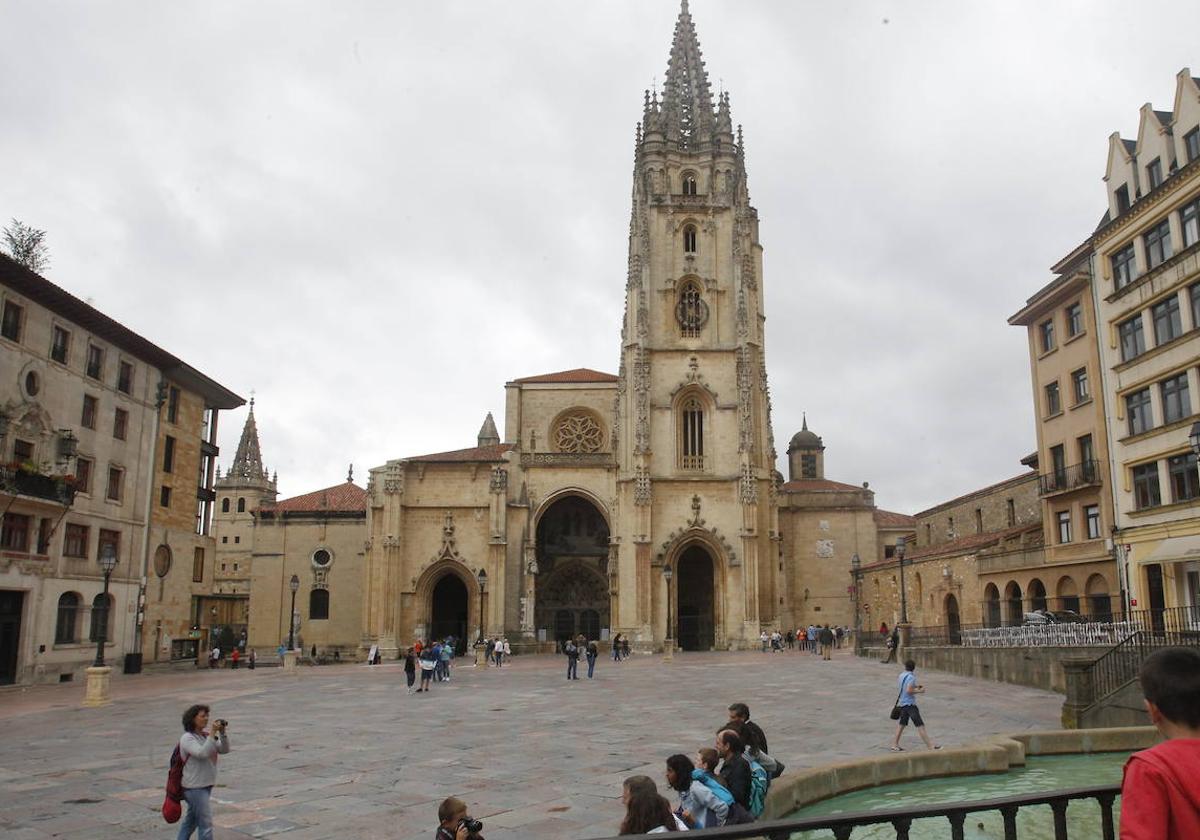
{"left": 679, "top": 396, "right": 705, "bottom": 471}
{"left": 682, "top": 173, "right": 697, "bottom": 196}
{"left": 237, "top": 498, "right": 245, "bottom": 513}
{"left": 676, "top": 281, "right": 708, "bottom": 338}
{"left": 221, "top": 498, "right": 230, "bottom": 513}
{"left": 683, "top": 224, "right": 697, "bottom": 254}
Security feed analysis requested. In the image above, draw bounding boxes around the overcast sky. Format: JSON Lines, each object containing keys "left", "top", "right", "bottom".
{"left": 4, "top": 1, "right": 1199, "bottom": 514}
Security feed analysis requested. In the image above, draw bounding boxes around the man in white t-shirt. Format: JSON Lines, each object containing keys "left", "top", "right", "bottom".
{"left": 210, "top": 647, "right": 220, "bottom": 669}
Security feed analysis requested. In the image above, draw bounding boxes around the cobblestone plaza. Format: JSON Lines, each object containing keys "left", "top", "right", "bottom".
{"left": 0, "top": 649, "right": 1064, "bottom": 839}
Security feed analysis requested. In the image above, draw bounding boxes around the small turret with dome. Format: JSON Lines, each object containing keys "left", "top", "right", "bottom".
{"left": 787, "top": 414, "right": 825, "bottom": 480}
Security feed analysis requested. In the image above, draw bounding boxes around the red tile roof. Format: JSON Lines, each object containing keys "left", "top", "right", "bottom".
{"left": 405, "top": 443, "right": 514, "bottom": 463}
{"left": 264, "top": 482, "right": 367, "bottom": 514}
{"left": 512, "top": 368, "right": 618, "bottom": 384}
{"left": 874, "top": 509, "right": 916, "bottom": 528}
{"left": 780, "top": 479, "right": 867, "bottom": 493}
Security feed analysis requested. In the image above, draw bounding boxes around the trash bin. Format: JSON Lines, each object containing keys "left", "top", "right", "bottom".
{"left": 123, "top": 652, "right": 143, "bottom": 674}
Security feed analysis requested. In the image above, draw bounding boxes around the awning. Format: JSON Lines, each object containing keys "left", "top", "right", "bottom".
{"left": 1141, "top": 534, "right": 1200, "bottom": 564}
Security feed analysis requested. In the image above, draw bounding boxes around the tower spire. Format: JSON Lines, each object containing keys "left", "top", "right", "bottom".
{"left": 229, "top": 400, "right": 266, "bottom": 481}
{"left": 477, "top": 412, "right": 500, "bottom": 448}
{"left": 661, "top": 0, "right": 715, "bottom": 148}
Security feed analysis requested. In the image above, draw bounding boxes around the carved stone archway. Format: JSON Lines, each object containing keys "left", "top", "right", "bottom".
{"left": 534, "top": 493, "right": 611, "bottom": 645}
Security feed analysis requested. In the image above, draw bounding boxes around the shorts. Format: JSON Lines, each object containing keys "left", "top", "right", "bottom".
{"left": 897, "top": 705, "right": 924, "bottom": 728}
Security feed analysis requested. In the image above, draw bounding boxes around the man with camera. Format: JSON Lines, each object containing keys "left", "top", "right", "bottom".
{"left": 177, "top": 704, "right": 231, "bottom": 840}
{"left": 435, "top": 796, "right": 485, "bottom": 840}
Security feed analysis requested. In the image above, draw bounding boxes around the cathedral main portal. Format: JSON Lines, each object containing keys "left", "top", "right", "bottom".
{"left": 676, "top": 545, "right": 716, "bottom": 651}
{"left": 535, "top": 496, "right": 610, "bottom": 646}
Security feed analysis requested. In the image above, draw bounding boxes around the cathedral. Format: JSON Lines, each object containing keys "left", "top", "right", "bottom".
{"left": 219, "top": 1, "right": 912, "bottom": 659}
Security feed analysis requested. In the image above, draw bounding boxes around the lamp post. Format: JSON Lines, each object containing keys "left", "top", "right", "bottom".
{"left": 663, "top": 561, "right": 674, "bottom": 661}
{"left": 896, "top": 536, "right": 909, "bottom": 625}
{"left": 851, "top": 553, "right": 862, "bottom": 655}
{"left": 288, "top": 574, "right": 300, "bottom": 651}
{"left": 475, "top": 569, "right": 488, "bottom": 667}
{"left": 93, "top": 543, "right": 118, "bottom": 667}
{"left": 83, "top": 543, "right": 118, "bottom": 707}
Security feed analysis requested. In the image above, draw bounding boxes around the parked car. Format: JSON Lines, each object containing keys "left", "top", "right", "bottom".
{"left": 1023, "top": 609, "right": 1087, "bottom": 626}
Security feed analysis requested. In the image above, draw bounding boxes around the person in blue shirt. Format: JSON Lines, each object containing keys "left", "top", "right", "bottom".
{"left": 890, "top": 659, "right": 941, "bottom": 752}
{"left": 439, "top": 639, "right": 453, "bottom": 682}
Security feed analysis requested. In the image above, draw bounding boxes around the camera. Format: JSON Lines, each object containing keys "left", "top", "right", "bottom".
{"left": 216, "top": 719, "right": 228, "bottom": 728}
{"left": 460, "top": 817, "right": 483, "bottom": 833}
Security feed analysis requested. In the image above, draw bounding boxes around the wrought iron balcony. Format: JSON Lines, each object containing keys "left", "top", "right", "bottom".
{"left": 0, "top": 466, "right": 77, "bottom": 506}
{"left": 1039, "top": 459, "right": 1101, "bottom": 496}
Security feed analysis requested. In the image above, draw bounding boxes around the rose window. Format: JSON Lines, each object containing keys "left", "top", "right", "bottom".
{"left": 553, "top": 413, "right": 604, "bottom": 453}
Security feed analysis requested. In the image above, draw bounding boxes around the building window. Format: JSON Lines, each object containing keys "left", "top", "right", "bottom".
{"left": 1192, "top": 283, "right": 1200, "bottom": 333}
{"left": 221, "top": 536, "right": 227, "bottom": 544}
{"left": 1115, "top": 184, "right": 1130, "bottom": 214}
{"left": 98, "top": 529, "right": 119, "bottom": 563}
{"left": 925, "top": 523, "right": 932, "bottom": 543}
{"left": 0, "top": 513, "right": 31, "bottom": 552}
{"left": 1186, "top": 127, "right": 1200, "bottom": 163}
{"left": 1084, "top": 505, "right": 1101, "bottom": 540}
{"left": 801, "top": 453, "right": 817, "bottom": 479}
{"left": 1168, "top": 452, "right": 1200, "bottom": 502}
{"left": 50, "top": 325, "right": 70, "bottom": 363}
{"left": 1111, "top": 244, "right": 1137, "bottom": 290}
{"left": 1065, "top": 302, "right": 1083, "bottom": 337}
{"left": 192, "top": 547, "right": 205, "bottom": 582}
{"left": 1152, "top": 295, "right": 1182, "bottom": 345}
{"left": 1, "top": 299, "right": 23, "bottom": 342}
{"left": 1118, "top": 315, "right": 1145, "bottom": 362}
{"left": 13, "top": 439, "right": 34, "bottom": 463}
{"left": 234, "top": 536, "right": 240, "bottom": 544}
{"left": 1050, "top": 444, "right": 1066, "bottom": 484}
{"left": 313, "top": 549, "right": 332, "bottom": 566}
{"left": 1006, "top": 498, "right": 1016, "bottom": 527}
{"left": 1126, "top": 388, "right": 1153, "bottom": 436}
{"left": 89, "top": 593, "right": 114, "bottom": 643}
{"left": 975, "top": 508, "right": 983, "bottom": 533}
{"left": 160, "top": 486, "right": 171, "bottom": 508}
{"left": 237, "top": 497, "right": 246, "bottom": 513}
{"left": 1044, "top": 382, "right": 1061, "bottom": 416}
{"left": 1132, "top": 462, "right": 1162, "bottom": 510}
{"left": 682, "top": 173, "right": 697, "bottom": 195}
{"left": 166, "top": 386, "right": 180, "bottom": 424}
{"left": 1039, "top": 319, "right": 1055, "bottom": 353}
{"left": 1071, "top": 368, "right": 1089, "bottom": 404}
{"left": 676, "top": 281, "right": 707, "bottom": 337}
{"left": 1183, "top": 198, "right": 1200, "bottom": 249}
{"left": 221, "top": 498, "right": 230, "bottom": 513}
{"left": 75, "top": 457, "right": 92, "bottom": 494}
{"left": 309, "top": 589, "right": 330, "bottom": 620}
{"left": 679, "top": 396, "right": 705, "bottom": 470}
{"left": 117, "top": 361, "right": 133, "bottom": 394}
{"left": 682, "top": 224, "right": 697, "bottom": 254}
{"left": 1078, "top": 434, "right": 1095, "bottom": 468}
{"left": 163, "top": 435, "right": 176, "bottom": 473}
{"left": 1146, "top": 157, "right": 1163, "bottom": 190}
{"left": 63, "top": 523, "right": 89, "bottom": 558}
{"left": 81, "top": 395, "right": 98, "bottom": 429}
{"left": 1056, "top": 510, "right": 1072, "bottom": 544}
{"left": 105, "top": 466, "right": 123, "bottom": 502}
{"left": 1161, "top": 372, "right": 1191, "bottom": 424}
{"left": 1145, "top": 219, "right": 1173, "bottom": 269}
{"left": 86, "top": 344, "right": 104, "bottom": 379}
{"left": 113, "top": 408, "right": 128, "bottom": 441}
{"left": 55, "top": 593, "right": 80, "bottom": 643}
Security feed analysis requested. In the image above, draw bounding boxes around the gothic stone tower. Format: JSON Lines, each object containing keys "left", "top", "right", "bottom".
{"left": 213, "top": 399, "right": 277, "bottom": 597}
{"left": 612, "top": 0, "right": 781, "bottom": 650}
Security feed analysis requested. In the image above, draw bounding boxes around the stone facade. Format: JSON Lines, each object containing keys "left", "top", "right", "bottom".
{"left": 1, "top": 254, "right": 240, "bottom": 685}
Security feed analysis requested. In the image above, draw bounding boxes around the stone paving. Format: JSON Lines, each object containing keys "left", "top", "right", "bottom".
{"left": 0, "top": 647, "right": 1065, "bottom": 839}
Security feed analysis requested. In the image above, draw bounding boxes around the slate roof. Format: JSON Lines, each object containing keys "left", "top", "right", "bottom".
{"left": 512, "top": 368, "right": 618, "bottom": 384}
{"left": 1154, "top": 109, "right": 1174, "bottom": 125}
{"left": 263, "top": 482, "right": 367, "bottom": 514}
{"left": 405, "top": 443, "right": 514, "bottom": 463}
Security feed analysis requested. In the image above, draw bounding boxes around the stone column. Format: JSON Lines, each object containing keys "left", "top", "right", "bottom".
{"left": 897, "top": 622, "right": 912, "bottom": 659}
{"left": 1060, "top": 657, "right": 1097, "bottom": 729}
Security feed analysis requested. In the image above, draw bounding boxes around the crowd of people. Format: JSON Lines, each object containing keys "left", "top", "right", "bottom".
{"left": 402, "top": 637, "right": 460, "bottom": 694}
{"left": 758, "top": 625, "right": 850, "bottom": 658}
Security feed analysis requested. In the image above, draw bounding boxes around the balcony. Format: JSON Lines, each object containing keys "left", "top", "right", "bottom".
{"left": 1039, "top": 459, "right": 1101, "bottom": 496}
{"left": 0, "top": 466, "right": 77, "bottom": 506}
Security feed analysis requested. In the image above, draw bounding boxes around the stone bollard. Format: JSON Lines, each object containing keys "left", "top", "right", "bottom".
{"left": 82, "top": 665, "right": 113, "bottom": 707}
{"left": 283, "top": 650, "right": 299, "bottom": 672}
{"left": 1060, "top": 657, "right": 1097, "bottom": 729}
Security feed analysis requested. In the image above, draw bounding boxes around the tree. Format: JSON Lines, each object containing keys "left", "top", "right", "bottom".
{"left": 3, "top": 219, "right": 50, "bottom": 273}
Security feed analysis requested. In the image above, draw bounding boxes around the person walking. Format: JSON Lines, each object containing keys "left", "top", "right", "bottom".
{"left": 502, "top": 637, "right": 511, "bottom": 663}
{"left": 586, "top": 639, "right": 599, "bottom": 679}
{"left": 612, "top": 633, "right": 622, "bottom": 662}
{"left": 819, "top": 624, "right": 834, "bottom": 660}
{"left": 230, "top": 648, "right": 239, "bottom": 670}
{"left": 883, "top": 626, "right": 900, "bottom": 664}
{"left": 403, "top": 647, "right": 417, "bottom": 695}
{"left": 890, "top": 659, "right": 940, "bottom": 752}
{"left": 808, "top": 625, "right": 819, "bottom": 655}
{"left": 621, "top": 636, "right": 630, "bottom": 660}
{"left": 176, "top": 704, "right": 230, "bottom": 840}
{"left": 565, "top": 638, "right": 580, "bottom": 680}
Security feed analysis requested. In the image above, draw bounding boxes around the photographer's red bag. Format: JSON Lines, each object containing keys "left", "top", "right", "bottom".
{"left": 162, "top": 744, "right": 187, "bottom": 824}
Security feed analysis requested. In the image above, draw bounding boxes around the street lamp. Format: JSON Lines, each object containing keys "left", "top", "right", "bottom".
{"left": 663, "top": 561, "right": 674, "bottom": 660}
{"left": 93, "top": 543, "right": 118, "bottom": 667}
{"left": 851, "top": 553, "right": 862, "bottom": 653}
{"left": 476, "top": 568, "right": 487, "bottom": 642}
{"left": 896, "top": 536, "right": 909, "bottom": 625}
{"left": 288, "top": 574, "right": 300, "bottom": 651}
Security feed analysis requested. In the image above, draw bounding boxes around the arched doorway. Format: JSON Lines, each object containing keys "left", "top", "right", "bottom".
{"left": 945, "top": 594, "right": 961, "bottom": 645}
{"left": 535, "top": 494, "right": 610, "bottom": 645}
{"left": 1028, "top": 579, "right": 1048, "bottom": 612}
{"left": 676, "top": 545, "right": 715, "bottom": 651}
{"left": 430, "top": 574, "right": 469, "bottom": 654}
{"left": 1085, "top": 574, "right": 1112, "bottom": 621}
{"left": 1057, "top": 576, "right": 1080, "bottom": 614}
{"left": 1004, "top": 581, "right": 1023, "bottom": 626}
{"left": 984, "top": 583, "right": 1001, "bottom": 628}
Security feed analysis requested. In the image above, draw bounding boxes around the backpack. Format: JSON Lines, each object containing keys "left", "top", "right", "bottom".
{"left": 161, "top": 744, "right": 188, "bottom": 824}
{"left": 746, "top": 756, "right": 769, "bottom": 818}
{"left": 691, "top": 769, "right": 735, "bottom": 807}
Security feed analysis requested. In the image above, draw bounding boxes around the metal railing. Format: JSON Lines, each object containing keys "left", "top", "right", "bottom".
{"left": 1089, "top": 606, "right": 1200, "bottom": 700}
{"left": 1038, "top": 459, "right": 1100, "bottom": 496}
{"left": 597, "top": 783, "right": 1121, "bottom": 840}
